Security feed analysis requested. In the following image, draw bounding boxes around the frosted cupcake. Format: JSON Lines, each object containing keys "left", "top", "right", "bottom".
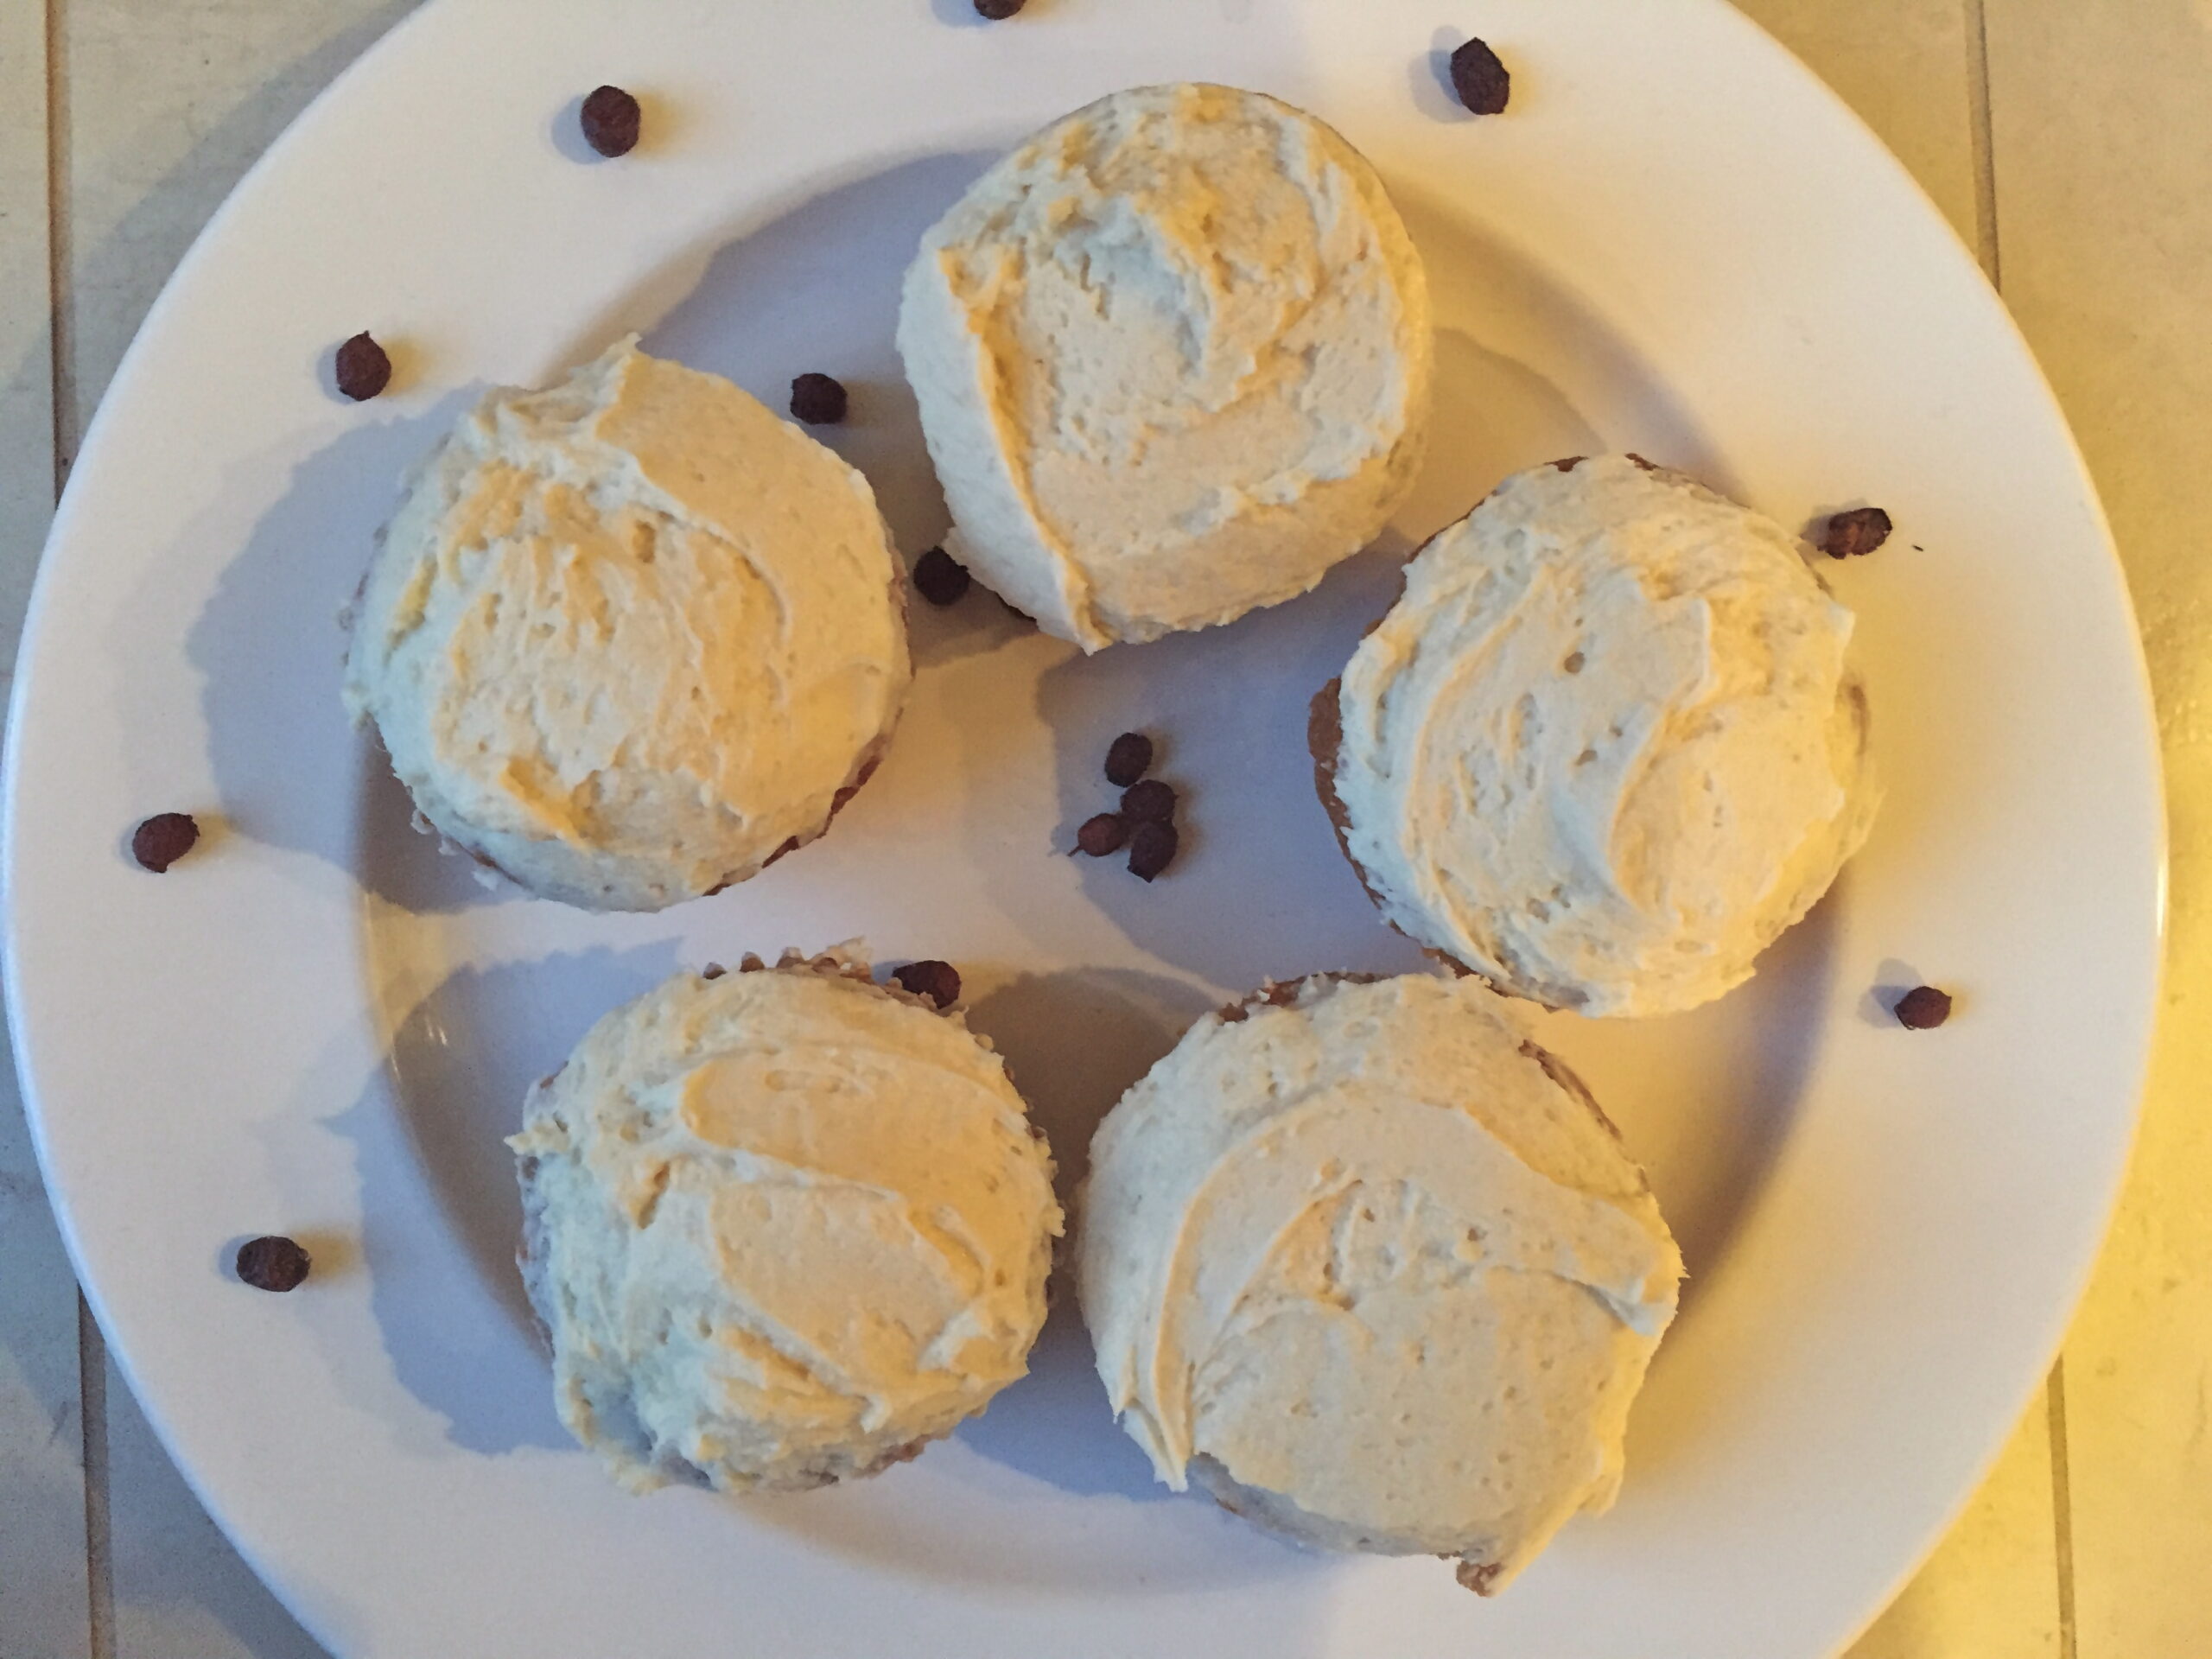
{"left": 512, "top": 950, "right": 1062, "bottom": 1492}
{"left": 898, "top": 82, "right": 1432, "bottom": 650}
{"left": 1318, "top": 455, "right": 1878, "bottom": 1016}
{"left": 1078, "top": 972, "right": 1681, "bottom": 1593}
{"left": 343, "top": 339, "right": 909, "bottom": 912}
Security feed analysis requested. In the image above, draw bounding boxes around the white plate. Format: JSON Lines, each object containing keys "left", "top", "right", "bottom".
{"left": 3, "top": 1, "right": 2163, "bottom": 1655}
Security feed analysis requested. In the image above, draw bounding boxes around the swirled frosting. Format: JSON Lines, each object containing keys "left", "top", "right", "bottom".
{"left": 897, "top": 83, "right": 1432, "bottom": 650}
{"left": 512, "top": 958, "right": 1061, "bottom": 1493}
{"left": 343, "top": 338, "right": 909, "bottom": 912}
{"left": 1078, "top": 973, "right": 1679, "bottom": 1592}
{"left": 1332, "top": 456, "right": 1877, "bottom": 1015}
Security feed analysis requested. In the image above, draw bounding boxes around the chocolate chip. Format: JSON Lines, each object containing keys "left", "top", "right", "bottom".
{"left": 974, "top": 0, "right": 1024, "bottom": 16}
{"left": 580, "top": 85, "right": 642, "bottom": 157}
{"left": 1894, "top": 985, "right": 1953, "bottom": 1029}
{"left": 701, "top": 963, "right": 726, "bottom": 981}
{"left": 1449, "top": 37, "right": 1510, "bottom": 115}
{"left": 1074, "top": 812, "right": 1128, "bottom": 856}
{"left": 1128, "top": 820, "right": 1178, "bottom": 881}
{"left": 1104, "top": 732, "right": 1154, "bottom": 788}
{"left": 130, "top": 812, "right": 200, "bottom": 873}
{"left": 235, "top": 1235, "right": 311, "bottom": 1293}
{"left": 1823, "top": 506, "right": 1893, "bottom": 559}
{"left": 789, "top": 372, "right": 848, "bottom": 425}
{"left": 1121, "top": 779, "right": 1176, "bottom": 823}
{"left": 912, "top": 547, "right": 970, "bottom": 606}
{"left": 334, "top": 333, "right": 391, "bottom": 402}
{"left": 1552, "top": 455, "right": 1585, "bottom": 473}
{"left": 893, "top": 959, "right": 962, "bottom": 1009}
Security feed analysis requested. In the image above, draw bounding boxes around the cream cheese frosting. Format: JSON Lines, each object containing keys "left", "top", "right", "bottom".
{"left": 1077, "top": 973, "right": 1680, "bottom": 1592}
{"left": 1332, "top": 455, "right": 1878, "bottom": 1016}
{"left": 897, "top": 82, "right": 1433, "bottom": 651}
{"left": 511, "top": 955, "right": 1062, "bottom": 1493}
{"left": 342, "top": 338, "right": 910, "bottom": 912}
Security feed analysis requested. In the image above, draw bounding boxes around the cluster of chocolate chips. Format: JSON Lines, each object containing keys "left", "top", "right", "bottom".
{"left": 1074, "top": 732, "right": 1179, "bottom": 881}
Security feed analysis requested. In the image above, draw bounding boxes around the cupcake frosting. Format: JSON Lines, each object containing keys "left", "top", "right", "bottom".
{"left": 898, "top": 83, "right": 1432, "bottom": 650}
{"left": 1079, "top": 974, "right": 1680, "bottom": 1590}
{"left": 1333, "top": 456, "right": 1877, "bottom": 1015}
{"left": 512, "top": 958, "right": 1061, "bottom": 1492}
{"left": 343, "top": 339, "right": 909, "bottom": 912}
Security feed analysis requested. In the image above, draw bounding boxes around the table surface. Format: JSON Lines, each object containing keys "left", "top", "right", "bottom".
{"left": 3, "top": 3, "right": 2208, "bottom": 1655}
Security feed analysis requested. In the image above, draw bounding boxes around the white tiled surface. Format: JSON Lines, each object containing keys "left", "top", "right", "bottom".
{"left": 3, "top": 3, "right": 2208, "bottom": 1654}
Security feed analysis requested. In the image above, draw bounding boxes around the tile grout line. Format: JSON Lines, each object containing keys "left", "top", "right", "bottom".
{"left": 1965, "top": 0, "right": 2002, "bottom": 287}
{"left": 2048, "top": 1361, "right": 2080, "bottom": 1659}
{"left": 48, "top": 0, "right": 107, "bottom": 1653}
{"left": 44, "top": 0, "right": 75, "bottom": 493}
{"left": 78, "top": 1299, "right": 114, "bottom": 1659}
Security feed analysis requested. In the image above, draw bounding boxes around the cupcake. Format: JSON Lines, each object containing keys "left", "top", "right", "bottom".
{"left": 343, "top": 339, "right": 910, "bottom": 912}
{"left": 1077, "top": 973, "right": 1681, "bottom": 1594}
{"left": 511, "top": 950, "right": 1062, "bottom": 1493}
{"left": 898, "top": 82, "right": 1432, "bottom": 651}
{"left": 1319, "top": 455, "right": 1878, "bottom": 1016}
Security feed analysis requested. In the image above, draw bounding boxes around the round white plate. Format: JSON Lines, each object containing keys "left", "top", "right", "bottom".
{"left": 3, "top": 2, "right": 2163, "bottom": 1655}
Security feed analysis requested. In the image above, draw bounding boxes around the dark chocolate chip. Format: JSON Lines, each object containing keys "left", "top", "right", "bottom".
{"left": 1449, "top": 37, "right": 1510, "bottom": 115}
{"left": 1128, "top": 820, "right": 1178, "bottom": 881}
{"left": 334, "top": 333, "right": 391, "bottom": 401}
{"left": 235, "top": 1235, "right": 311, "bottom": 1293}
{"left": 1894, "top": 985, "right": 1953, "bottom": 1029}
{"left": 974, "top": 0, "right": 1024, "bottom": 16}
{"left": 1823, "top": 506, "right": 1893, "bottom": 559}
{"left": 701, "top": 963, "right": 726, "bottom": 980}
{"left": 580, "top": 85, "right": 642, "bottom": 157}
{"left": 893, "top": 959, "right": 962, "bottom": 1009}
{"left": 1552, "top": 455, "right": 1586, "bottom": 473}
{"left": 1074, "top": 812, "right": 1128, "bottom": 856}
{"left": 1121, "top": 779, "right": 1176, "bottom": 823}
{"left": 789, "top": 372, "right": 848, "bottom": 425}
{"left": 1104, "top": 731, "right": 1154, "bottom": 788}
{"left": 912, "top": 547, "right": 970, "bottom": 606}
{"left": 130, "top": 812, "right": 200, "bottom": 873}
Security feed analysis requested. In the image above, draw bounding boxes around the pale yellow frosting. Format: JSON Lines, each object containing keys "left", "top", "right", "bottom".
{"left": 1335, "top": 456, "right": 1878, "bottom": 1016}
{"left": 511, "top": 959, "right": 1061, "bottom": 1493}
{"left": 343, "top": 339, "right": 909, "bottom": 912}
{"left": 1078, "top": 974, "right": 1679, "bottom": 1590}
{"left": 898, "top": 83, "right": 1432, "bottom": 651}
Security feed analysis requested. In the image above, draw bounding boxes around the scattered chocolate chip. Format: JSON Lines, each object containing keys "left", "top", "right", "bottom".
{"left": 1121, "top": 779, "right": 1177, "bottom": 823}
{"left": 893, "top": 959, "right": 962, "bottom": 1009}
{"left": 1552, "top": 455, "right": 1586, "bottom": 473}
{"left": 912, "top": 547, "right": 970, "bottom": 606}
{"left": 1894, "top": 985, "right": 1953, "bottom": 1029}
{"left": 235, "top": 1235, "right": 311, "bottom": 1293}
{"left": 1104, "top": 732, "right": 1154, "bottom": 788}
{"left": 974, "top": 0, "right": 1024, "bottom": 16}
{"left": 130, "top": 812, "right": 200, "bottom": 873}
{"left": 701, "top": 963, "right": 726, "bottom": 980}
{"left": 580, "top": 85, "right": 642, "bottom": 157}
{"left": 1823, "top": 506, "right": 1893, "bottom": 559}
{"left": 1074, "top": 812, "right": 1128, "bottom": 856}
{"left": 1449, "top": 37, "right": 1510, "bottom": 115}
{"left": 789, "top": 372, "right": 848, "bottom": 425}
{"left": 334, "top": 333, "right": 391, "bottom": 402}
{"left": 739, "top": 952, "right": 766, "bottom": 972}
{"left": 1128, "top": 820, "right": 1178, "bottom": 881}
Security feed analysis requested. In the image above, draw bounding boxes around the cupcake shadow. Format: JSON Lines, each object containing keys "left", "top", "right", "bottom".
{"left": 957, "top": 964, "right": 1216, "bottom": 1500}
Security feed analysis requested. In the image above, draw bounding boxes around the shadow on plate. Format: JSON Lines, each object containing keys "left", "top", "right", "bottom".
{"left": 322, "top": 942, "right": 679, "bottom": 1458}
